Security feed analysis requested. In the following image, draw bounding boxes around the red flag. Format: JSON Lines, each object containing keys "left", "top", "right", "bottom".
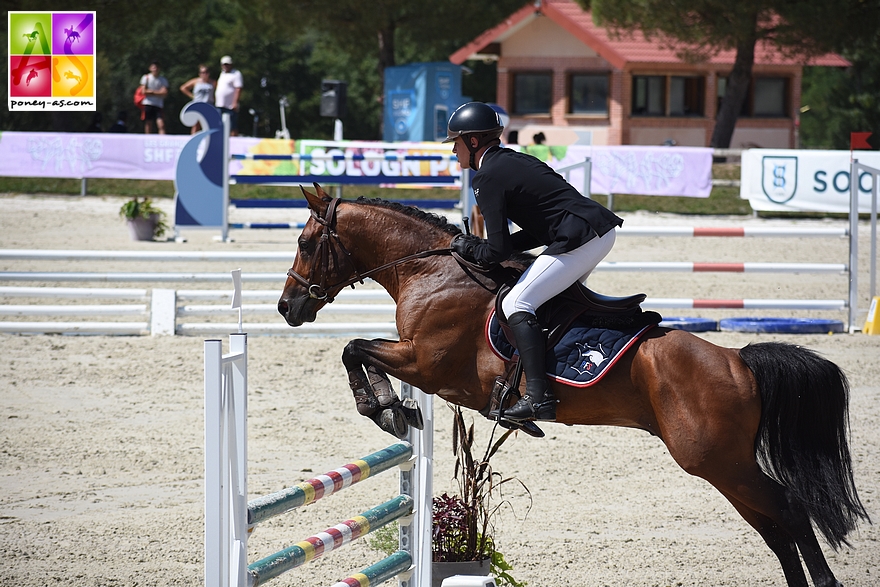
{"left": 851, "top": 132, "right": 873, "bottom": 150}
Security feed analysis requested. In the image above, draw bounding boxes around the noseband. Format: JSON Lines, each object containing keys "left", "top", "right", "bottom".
{"left": 286, "top": 197, "right": 453, "bottom": 303}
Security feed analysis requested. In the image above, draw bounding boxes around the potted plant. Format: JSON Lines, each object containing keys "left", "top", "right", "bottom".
{"left": 119, "top": 197, "right": 168, "bottom": 241}
{"left": 367, "top": 407, "right": 529, "bottom": 587}
{"left": 431, "top": 406, "right": 529, "bottom": 587}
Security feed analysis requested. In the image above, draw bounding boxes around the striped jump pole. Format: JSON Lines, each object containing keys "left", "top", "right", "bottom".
{"left": 248, "top": 495, "right": 414, "bottom": 587}
{"left": 330, "top": 550, "right": 413, "bottom": 587}
{"left": 206, "top": 333, "right": 433, "bottom": 587}
{"left": 643, "top": 298, "right": 847, "bottom": 310}
{"left": 246, "top": 442, "right": 413, "bottom": 527}
{"left": 616, "top": 226, "right": 848, "bottom": 238}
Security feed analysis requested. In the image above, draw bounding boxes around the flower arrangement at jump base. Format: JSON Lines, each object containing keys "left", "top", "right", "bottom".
{"left": 431, "top": 406, "right": 529, "bottom": 587}
{"left": 118, "top": 196, "right": 168, "bottom": 241}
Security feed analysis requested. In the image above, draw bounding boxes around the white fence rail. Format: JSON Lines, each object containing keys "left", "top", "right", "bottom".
{"left": 0, "top": 221, "right": 860, "bottom": 336}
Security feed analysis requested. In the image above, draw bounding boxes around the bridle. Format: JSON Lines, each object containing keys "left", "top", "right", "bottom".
{"left": 285, "top": 197, "right": 453, "bottom": 303}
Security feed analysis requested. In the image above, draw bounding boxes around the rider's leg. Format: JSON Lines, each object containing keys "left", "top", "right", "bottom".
{"left": 501, "top": 310, "right": 556, "bottom": 421}
{"left": 497, "top": 229, "right": 616, "bottom": 422}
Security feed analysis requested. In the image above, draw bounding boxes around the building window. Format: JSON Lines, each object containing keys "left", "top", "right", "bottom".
{"left": 569, "top": 73, "right": 609, "bottom": 115}
{"left": 632, "top": 74, "right": 705, "bottom": 116}
{"left": 632, "top": 75, "right": 665, "bottom": 116}
{"left": 717, "top": 76, "right": 788, "bottom": 117}
{"left": 753, "top": 77, "right": 787, "bottom": 116}
{"left": 670, "top": 76, "right": 704, "bottom": 116}
{"left": 513, "top": 72, "right": 552, "bottom": 114}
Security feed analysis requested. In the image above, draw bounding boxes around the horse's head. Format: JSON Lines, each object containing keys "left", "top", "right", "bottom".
{"left": 277, "top": 183, "right": 348, "bottom": 326}
{"left": 279, "top": 184, "right": 463, "bottom": 327}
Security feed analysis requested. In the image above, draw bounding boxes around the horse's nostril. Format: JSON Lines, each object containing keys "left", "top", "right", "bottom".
{"left": 277, "top": 299, "right": 289, "bottom": 316}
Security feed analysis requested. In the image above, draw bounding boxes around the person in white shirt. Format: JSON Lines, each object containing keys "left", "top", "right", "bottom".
{"left": 138, "top": 60, "right": 169, "bottom": 134}
{"left": 215, "top": 55, "right": 243, "bottom": 136}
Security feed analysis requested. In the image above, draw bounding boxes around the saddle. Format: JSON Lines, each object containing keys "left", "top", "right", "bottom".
{"left": 495, "top": 280, "right": 650, "bottom": 351}
{"left": 482, "top": 273, "right": 660, "bottom": 438}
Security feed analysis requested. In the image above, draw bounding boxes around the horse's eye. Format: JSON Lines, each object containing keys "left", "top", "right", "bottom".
{"left": 298, "top": 239, "right": 312, "bottom": 254}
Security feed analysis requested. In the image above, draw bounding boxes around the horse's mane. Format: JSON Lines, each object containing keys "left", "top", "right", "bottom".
{"left": 352, "top": 197, "right": 462, "bottom": 237}
{"left": 350, "top": 196, "right": 535, "bottom": 267}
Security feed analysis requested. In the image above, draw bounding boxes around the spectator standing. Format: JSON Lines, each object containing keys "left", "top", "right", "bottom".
{"left": 179, "top": 64, "right": 216, "bottom": 134}
{"left": 139, "top": 60, "right": 169, "bottom": 134}
{"left": 215, "top": 55, "right": 243, "bottom": 136}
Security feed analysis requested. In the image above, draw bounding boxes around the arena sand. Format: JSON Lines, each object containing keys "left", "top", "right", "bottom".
{"left": 1, "top": 193, "right": 878, "bottom": 586}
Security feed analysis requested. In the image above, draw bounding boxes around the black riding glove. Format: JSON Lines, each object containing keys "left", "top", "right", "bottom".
{"left": 451, "top": 233, "right": 485, "bottom": 265}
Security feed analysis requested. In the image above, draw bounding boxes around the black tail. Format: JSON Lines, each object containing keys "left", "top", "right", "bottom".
{"left": 740, "top": 342, "right": 870, "bottom": 549}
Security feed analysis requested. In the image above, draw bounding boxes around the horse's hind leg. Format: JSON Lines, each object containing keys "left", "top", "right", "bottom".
{"left": 719, "top": 490, "right": 810, "bottom": 587}
{"left": 712, "top": 468, "right": 842, "bottom": 587}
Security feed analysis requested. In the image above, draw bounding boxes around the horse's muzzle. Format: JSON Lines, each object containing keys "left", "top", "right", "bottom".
{"left": 277, "top": 294, "right": 317, "bottom": 327}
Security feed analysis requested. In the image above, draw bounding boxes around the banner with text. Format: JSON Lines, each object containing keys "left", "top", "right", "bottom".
{"left": 741, "top": 149, "right": 880, "bottom": 213}
{"left": 0, "top": 131, "right": 713, "bottom": 198}
{"left": 0, "top": 132, "right": 259, "bottom": 180}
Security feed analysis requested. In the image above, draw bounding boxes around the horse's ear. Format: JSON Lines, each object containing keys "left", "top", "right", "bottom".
{"left": 300, "top": 183, "right": 330, "bottom": 216}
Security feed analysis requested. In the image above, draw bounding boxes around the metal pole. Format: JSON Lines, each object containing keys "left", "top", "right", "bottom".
{"left": 399, "top": 383, "right": 432, "bottom": 587}
{"left": 849, "top": 160, "right": 859, "bottom": 332}
{"left": 459, "top": 167, "right": 472, "bottom": 230}
{"left": 871, "top": 165, "right": 878, "bottom": 303}
{"left": 229, "top": 333, "right": 248, "bottom": 587}
{"left": 222, "top": 112, "right": 231, "bottom": 242}
{"left": 334, "top": 119, "right": 343, "bottom": 199}
{"left": 204, "top": 339, "right": 225, "bottom": 587}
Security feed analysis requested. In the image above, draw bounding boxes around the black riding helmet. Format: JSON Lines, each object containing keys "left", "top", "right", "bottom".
{"left": 443, "top": 102, "right": 504, "bottom": 169}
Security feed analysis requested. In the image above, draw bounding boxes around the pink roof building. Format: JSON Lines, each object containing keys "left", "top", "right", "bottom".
{"left": 450, "top": 0, "right": 848, "bottom": 147}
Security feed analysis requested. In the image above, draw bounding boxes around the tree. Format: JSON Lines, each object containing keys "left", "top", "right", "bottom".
{"left": 0, "top": 1, "right": 523, "bottom": 138}
{"left": 586, "top": 0, "right": 879, "bottom": 148}
{"left": 800, "top": 32, "right": 880, "bottom": 149}
{"left": 275, "top": 0, "right": 524, "bottom": 137}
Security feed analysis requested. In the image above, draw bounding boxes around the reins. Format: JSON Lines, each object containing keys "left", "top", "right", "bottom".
{"left": 286, "top": 197, "right": 454, "bottom": 302}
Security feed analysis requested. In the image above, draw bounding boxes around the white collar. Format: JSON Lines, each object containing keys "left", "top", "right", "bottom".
{"left": 477, "top": 148, "right": 489, "bottom": 170}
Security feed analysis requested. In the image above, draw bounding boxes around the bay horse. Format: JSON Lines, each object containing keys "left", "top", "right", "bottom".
{"left": 277, "top": 184, "right": 869, "bottom": 587}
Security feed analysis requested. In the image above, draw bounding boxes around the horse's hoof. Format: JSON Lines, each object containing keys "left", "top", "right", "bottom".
{"left": 372, "top": 407, "right": 408, "bottom": 439}
{"left": 398, "top": 398, "right": 424, "bottom": 430}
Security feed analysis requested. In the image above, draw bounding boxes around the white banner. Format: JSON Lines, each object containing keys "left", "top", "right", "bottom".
{"left": 741, "top": 149, "right": 880, "bottom": 213}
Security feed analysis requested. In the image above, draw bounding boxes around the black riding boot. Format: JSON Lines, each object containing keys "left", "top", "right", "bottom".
{"left": 499, "top": 311, "right": 556, "bottom": 422}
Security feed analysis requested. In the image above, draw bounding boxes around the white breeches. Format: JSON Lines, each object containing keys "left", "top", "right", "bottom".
{"left": 501, "top": 228, "right": 617, "bottom": 318}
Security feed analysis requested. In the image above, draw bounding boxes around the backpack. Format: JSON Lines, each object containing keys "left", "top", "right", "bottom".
{"left": 133, "top": 86, "right": 145, "bottom": 120}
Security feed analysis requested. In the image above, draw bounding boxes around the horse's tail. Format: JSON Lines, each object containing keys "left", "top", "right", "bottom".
{"left": 739, "top": 342, "right": 870, "bottom": 549}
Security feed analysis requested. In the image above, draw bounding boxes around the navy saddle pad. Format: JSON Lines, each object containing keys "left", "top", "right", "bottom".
{"left": 486, "top": 310, "right": 656, "bottom": 387}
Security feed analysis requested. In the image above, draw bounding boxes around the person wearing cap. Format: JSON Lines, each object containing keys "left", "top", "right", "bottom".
{"left": 445, "top": 101, "right": 623, "bottom": 424}
{"left": 215, "top": 55, "right": 243, "bottom": 136}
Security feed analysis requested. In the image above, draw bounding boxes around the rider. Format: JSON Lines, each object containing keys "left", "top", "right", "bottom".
{"left": 445, "top": 102, "right": 623, "bottom": 423}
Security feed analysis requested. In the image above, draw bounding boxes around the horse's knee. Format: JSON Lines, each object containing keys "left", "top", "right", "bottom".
{"left": 341, "top": 339, "right": 364, "bottom": 370}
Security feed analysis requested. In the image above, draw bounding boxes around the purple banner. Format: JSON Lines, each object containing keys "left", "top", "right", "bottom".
{"left": 0, "top": 131, "right": 713, "bottom": 198}
{"left": 523, "top": 145, "right": 713, "bottom": 198}
{"left": 0, "top": 132, "right": 261, "bottom": 180}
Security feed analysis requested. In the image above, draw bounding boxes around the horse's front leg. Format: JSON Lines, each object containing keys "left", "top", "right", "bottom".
{"left": 342, "top": 337, "right": 424, "bottom": 439}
